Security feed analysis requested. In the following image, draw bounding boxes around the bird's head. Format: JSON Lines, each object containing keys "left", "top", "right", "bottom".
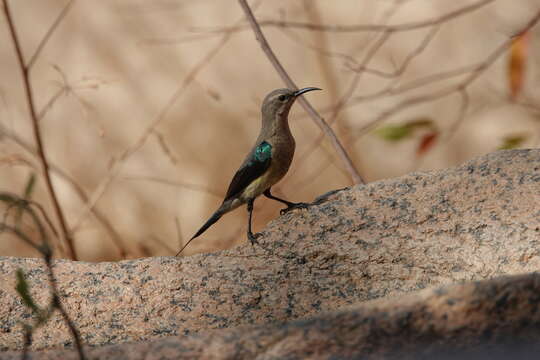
{"left": 261, "top": 87, "right": 321, "bottom": 121}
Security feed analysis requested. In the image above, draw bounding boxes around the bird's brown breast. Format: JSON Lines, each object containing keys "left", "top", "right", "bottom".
{"left": 266, "top": 132, "right": 295, "bottom": 184}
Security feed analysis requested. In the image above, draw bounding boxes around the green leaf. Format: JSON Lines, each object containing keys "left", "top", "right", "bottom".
{"left": 0, "top": 192, "right": 18, "bottom": 204}
{"left": 374, "top": 124, "right": 411, "bottom": 141}
{"left": 15, "top": 269, "right": 40, "bottom": 313}
{"left": 14, "top": 173, "right": 37, "bottom": 227}
{"left": 374, "top": 118, "right": 436, "bottom": 142}
{"left": 23, "top": 173, "right": 36, "bottom": 199}
{"left": 498, "top": 135, "right": 526, "bottom": 150}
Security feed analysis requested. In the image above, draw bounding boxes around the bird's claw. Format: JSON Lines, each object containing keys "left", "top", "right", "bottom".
{"left": 280, "top": 202, "right": 310, "bottom": 215}
{"left": 248, "top": 231, "right": 262, "bottom": 245}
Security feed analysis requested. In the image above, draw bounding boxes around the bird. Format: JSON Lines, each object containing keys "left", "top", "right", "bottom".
{"left": 176, "top": 87, "right": 321, "bottom": 256}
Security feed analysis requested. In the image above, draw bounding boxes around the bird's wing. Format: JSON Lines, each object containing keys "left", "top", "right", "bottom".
{"left": 224, "top": 141, "right": 272, "bottom": 201}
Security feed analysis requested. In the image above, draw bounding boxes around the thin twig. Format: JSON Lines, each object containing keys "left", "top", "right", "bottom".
{"left": 353, "top": 10, "right": 540, "bottom": 141}
{"left": 3, "top": 0, "right": 77, "bottom": 260}
{"left": 72, "top": 2, "right": 263, "bottom": 233}
{"left": 69, "top": 33, "right": 231, "bottom": 232}
{"left": 174, "top": 216, "right": 183, "bottom": 253}
{"left": 301, "top": 9, "right": 540, "bottom": 179}
{"left": 26, "top": 0, "right": 76, "bottom": 70}
{"left": 288, "top": 2, "right": 414, "bottom": 184}
{"left": 0, "top": 123, "right": 128, "bottom": 258}
{"left": 2, "top": 194, "right": 60, "bottom": 239}
{"left": 350, "top": 62, "right": 487, "bottom": 105}
{"left": 152, "top": 130, "right": 179, "bottom": 165}
{"left": 148, "top": 235, "right": 175, "bottom": 254}
{"left": 291, "top": 148, "right": 349, "bottom": 190}
{"left": 123, "top": 175, "right": 223, "bottom": 198}
{"left": 195, "top": 0, "right": 495, "bottom": 35}
{"left": 446, "top": 89, "right": 470, "bottom": 140}
{"left": 36, "top": 86, "right": 65, "bottom": 120}
{"left": 323, "top": 24, "right": 438, "bottom": 129}
{"left": 238, "top": 0, "right": 363, "bottom": 184}
{"left": 348, "top": 25, "right": 440, "bottom": 78}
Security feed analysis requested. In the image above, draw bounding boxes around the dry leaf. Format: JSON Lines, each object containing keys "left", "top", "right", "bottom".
{"left": 417, "top": 132, "right": 438, "bottom": 156}
{"left": 508, "top": 32, "right": 529, "bottom": 101}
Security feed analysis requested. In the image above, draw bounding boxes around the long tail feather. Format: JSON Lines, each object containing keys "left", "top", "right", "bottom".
{"left": 175, "top": 209, "right": 224, "bottom": 256}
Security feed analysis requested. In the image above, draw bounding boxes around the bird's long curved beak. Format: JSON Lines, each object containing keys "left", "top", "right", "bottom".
{"left": 294, "top": 87, "right": 322, "bottom": 97}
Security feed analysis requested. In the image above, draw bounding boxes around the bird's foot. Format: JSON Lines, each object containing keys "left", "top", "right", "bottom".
{"left": 280, "top": 202, "right": 310, "bottom": 215}
{"left": 248, "top": 231, "right": 262, "bottom": 245}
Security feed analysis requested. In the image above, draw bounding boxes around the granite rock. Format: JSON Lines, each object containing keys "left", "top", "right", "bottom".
{"left": 0, "top": 149, "right": 539, "bottom": 354}
{"left": 3, "top": 273, "right": 540, "bottom": 359}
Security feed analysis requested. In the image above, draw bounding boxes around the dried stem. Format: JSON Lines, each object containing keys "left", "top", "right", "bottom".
{"left": 201, "top": 0, "right": 495, "bottom": 35}
{"left": 289, "top": 5, "right": 540, "bottom": 184}
{"left": 123, "top": 176, "right": 223, "bottom": 198}
{"left": 352, "top": 9, "right": 540, "bottom": 141}
{"left": 238, "top": 0, "right": 364, "bottom": 184}
{"left": 3, "top": 0, "right": 76, "bottom": 259}
{"left": 0, "top": 124, "right": 128, "bottom": 258}
{"left": 287, "top": 1, "right": 414, "bottom": 185}
{"left": 70, "top": 2, "right": 261, "bottom": 234}
{"left": 26, "top": 0, "right": 76, "bottom": 70}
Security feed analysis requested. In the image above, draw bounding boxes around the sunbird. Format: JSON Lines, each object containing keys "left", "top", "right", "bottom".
{"left": 176, "top": 87, "right": 321, "bottom": 256}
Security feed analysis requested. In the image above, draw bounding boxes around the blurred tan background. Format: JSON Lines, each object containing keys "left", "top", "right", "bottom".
{"left": 0, "top": 0, "right": 539, "bottom": 261}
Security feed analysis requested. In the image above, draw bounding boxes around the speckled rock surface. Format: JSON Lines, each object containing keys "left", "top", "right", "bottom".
{"left": 3, "top": 273, "right": 540, "bottom": 359}
{"left": 0, "top": 149, "right": 539, "bottom": 353}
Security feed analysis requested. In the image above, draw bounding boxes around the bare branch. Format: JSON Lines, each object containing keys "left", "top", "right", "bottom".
{"left": 123, "top": 175, "right": 223, "bottom": 198}
{"left": 347, "top": 25, "right": 440, "bottom": 78}
{"left": 72, "top": 1, "right": 264, "bottom": 232}
{"left": 0, "top": 123, "right": 129, "bottom": 258}
{"left": 70, "top": 33, "right": 232, "bottom": 234}
{"left": 195, "top": 0, "right": 495, "bottom": 35}
{"left": 288, "top": 2, "right": 417, "bottom": 184}
{"left": 238, "top": 0, "right": 364, "bottom": 184}
{"left": 295, "top": 9, "right": 540, "bottom": 179}
{"left": 151, "top": 130, "right": 179, "bottom": 165}
{"left": 174, "top": 216, "right": 183, "bottom": 253}
{"left": 353, "top": 10, "right": 540, "bottom": 141}
{"left": 147, "top": 235, "right": 175, "bottom": 254}
{"left": 446, "top": 90, "right": 471, "bottom": 140}
{"left": 26, "top": 0, "right": 76, "bottom": 70}
{"left": 3, "top": 0, "right": 76, "bottom": 259}
{"left": 37, "top": 87, "right": 65, "bottom": 120}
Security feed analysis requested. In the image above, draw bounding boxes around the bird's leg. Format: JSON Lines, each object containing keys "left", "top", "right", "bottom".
{"left": 263, "top": 189, "right": 310, "bottom": 215}
{"left": 246, "top": 199, "right": 261, "bottom": 245}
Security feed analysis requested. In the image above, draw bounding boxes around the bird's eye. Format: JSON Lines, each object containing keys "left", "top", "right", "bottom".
{"left": 278, "top": 94, "right": 287, "bottom": 101}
